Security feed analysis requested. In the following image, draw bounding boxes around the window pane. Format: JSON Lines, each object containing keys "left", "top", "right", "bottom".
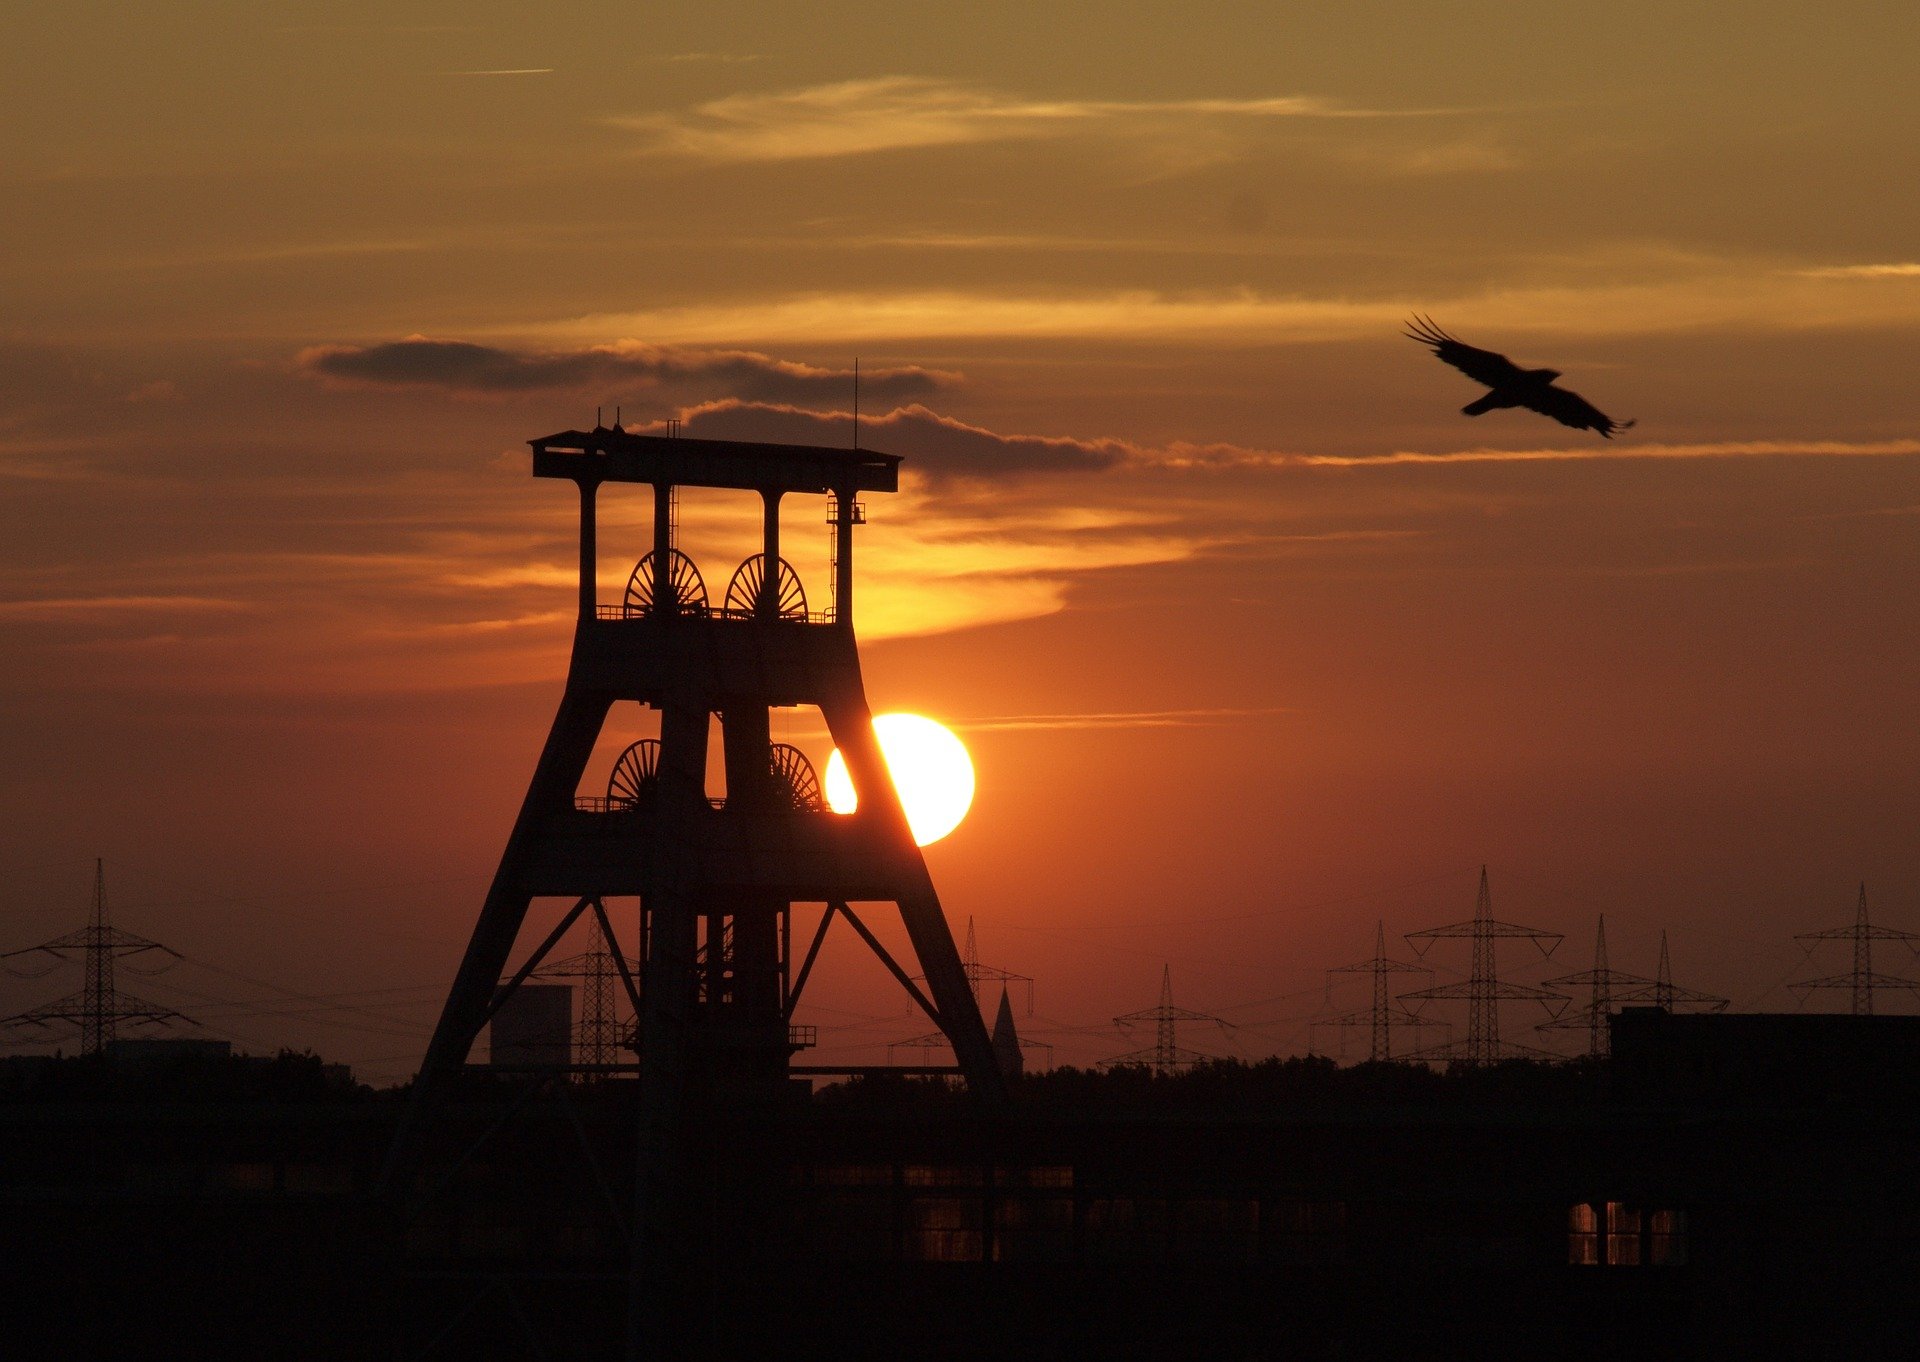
{"left": 1606, "top": 1233, "right": 1642, "bottom": 1266}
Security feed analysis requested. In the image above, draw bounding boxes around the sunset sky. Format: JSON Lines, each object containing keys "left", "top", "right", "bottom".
{"left": 4, "top": 5, "right": 1919, "bottom": 1080}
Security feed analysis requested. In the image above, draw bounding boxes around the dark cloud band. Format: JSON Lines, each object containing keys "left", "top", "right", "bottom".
{"left": 665, "top": 399, "right": 1127, "bottom": 478}
{"left": 295, "top": 337, "right": 954, "bottom": 404}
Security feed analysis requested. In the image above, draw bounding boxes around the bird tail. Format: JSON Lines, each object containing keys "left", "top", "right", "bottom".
{"left": 1461, "top": 393, "right": 1510, "bottom": 417}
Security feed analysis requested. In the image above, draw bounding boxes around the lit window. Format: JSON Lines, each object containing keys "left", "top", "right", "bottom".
{"left": 1569, "top": 1201, "right": 1687, "bottom": 1267}
{"left": 1606, "top": 1202, "right": 1642, "bottom": 1265}
{"left": 1567, "top": 1202, "right": 1600, "bottom": 1265}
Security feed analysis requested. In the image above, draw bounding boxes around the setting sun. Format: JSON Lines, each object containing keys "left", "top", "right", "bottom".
{"left": 823, "top": 713, "right": 975, "bottom": 846}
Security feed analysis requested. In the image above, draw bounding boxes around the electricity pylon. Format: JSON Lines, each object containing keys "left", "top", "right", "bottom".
{"left": 1324, "top": 920, "right": 1438, "bottom": 1062}
{"left": 1403, "top": 866, "right": 1566, "bottom": 1065}
{"left": 1634, "top": 930, "right": 1727, "bottom": 1014}
{"left": 532, "top": 932, "right": 642, "bottom": 1069}
{"left": 1538, "top": 916, "right": 1655, "bottom": 1057}
{"left": 894, "top": 917, "right": 1034, "bottom": 1058}
{"left": 1, "top": 860, "right": 190, "bottom": 1053}
{"left": 1102, "top": 966, "right": 1228, "bottom": 1073}
{"left": 1791, "top": 883, "right": 1920, "bottom": 1015}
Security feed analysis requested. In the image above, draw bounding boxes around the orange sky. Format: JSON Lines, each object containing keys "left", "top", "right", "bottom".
{"left": 3, "top": 5, "right": 1919, "bottom": 1080}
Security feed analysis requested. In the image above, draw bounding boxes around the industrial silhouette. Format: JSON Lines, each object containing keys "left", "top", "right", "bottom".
{"left": 388, "top": 423, "right": 1003, "bottom": 1353}
{"left": 1405, "top": 315, "right": 1637, "bottom": 437}
{"left": 1646, "top": 930, "right": 1729, "bottom": 1015}
{"left": 1539, "top": 916, "right": 1654, "bottom": 1057}
{"left": 1, "top": 860, "right": 192, "bottom": 1053}
{"left": 1403, "top": 866, "right": 1566, "bottom": 1064}
{"left": 1791, "top": 883, "right": 1920, "bottom": 1014}
{"left": 1102, "top": 965, "right": 1229, "bottom": 1072}
{"left": 892, "top": 918, "right": 1040, "bottom": 1065}
{"left": 1321, "top": 919, "right": 1439, "bottom": 1061}
{"left": 528, "top": 937, "right": 641, "bottom": 1070}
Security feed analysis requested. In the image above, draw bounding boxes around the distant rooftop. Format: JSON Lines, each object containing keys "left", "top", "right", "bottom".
{"left": 530, "top": 426, "right": 901, "bottom": 495}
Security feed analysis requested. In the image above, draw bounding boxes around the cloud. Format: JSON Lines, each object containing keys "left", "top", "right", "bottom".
{"left": 1289, "top": 439, "right": 1920, "bottom": 468}
{"left": 656, "top": 399, "right": 1128, "bottom": 478}
{"left": 1797, "top": 262, "right": 1920, "bottom": 279}
{"left": 534, "top": 264, "right": 1920, "bottom": 350}
{"left": 956, "top": 707, "right": 1294, "bottom": 732}
{"left": 0, "top": 595, "right": 249, "bottom": 622}
{"left": 611, "top": 76, "right": 1434, "bottom": 163}
{"left": 295, "top": 337, "right": 954, "bottom": 404}
{"left": 444, "top": 68, "right": 554, "bottom": 77}
{"left": 124, "top": 380, "right": 179, "bottom": 404}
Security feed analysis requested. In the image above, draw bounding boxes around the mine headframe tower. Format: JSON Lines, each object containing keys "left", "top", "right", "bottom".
{"left": 410, "top": 426, "right": 1004, "bottom": 1108}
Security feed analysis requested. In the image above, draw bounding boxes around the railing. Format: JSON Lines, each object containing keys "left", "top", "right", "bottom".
{"left": 572, "top": 794, "right": 746, "bottom": 814}
{"left": 592, "top": 603, "right": 836, "bottom": 624}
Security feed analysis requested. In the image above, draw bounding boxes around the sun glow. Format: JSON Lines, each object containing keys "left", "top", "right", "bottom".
{"left": 823, "top": 712, "right": 975, "bottom": 846}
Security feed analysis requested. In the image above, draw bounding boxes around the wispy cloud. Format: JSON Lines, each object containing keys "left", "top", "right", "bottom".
{"left": 0, "top": 595, "right": 249, "bottom": 622}
{"left": 659, "top": 52, "right": 766, "bottom": 65}
{"left": 444, "top": 69, "right": 554, "bottom": 77}
{"left": 1290, "top": 439, "right": 1920, "bottom": 468}
{"left": 529, "top": 254, "right": 1920, "bottom": 350}
{"left": 956, "top": 707, "right": 1294, "bottom": 732}
{"left": 1797, "top": 262, "right": 1920, "bottom": 279}
{"left": 296, "top": 337, "right": 954, "bottom": 404}
{"left": 611, "top": 76, "right": 1441, "bottom": 163}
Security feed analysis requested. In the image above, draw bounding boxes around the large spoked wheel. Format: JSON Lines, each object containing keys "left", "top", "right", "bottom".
{"left": 724, "top": 554, "right": 808, "bottom": 620}
{"left": 624, "top": 549, "right": 708, "bottom": 618}
{"left": 769, "top": 743, "right": 823, "bottom": 812}
{"left": 607, "top": 739, "right": 662, "bottom": 808}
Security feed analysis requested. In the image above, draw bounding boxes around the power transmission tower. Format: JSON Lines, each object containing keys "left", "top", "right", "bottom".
{"left": 1102, "top": 966, "right": 1228, "bottom": 1073}
{"left": 2, "top": 860, "right": 191, "bottom": 1053}
{"left": 1538, "top": 916, "right": 1655, "bottom": 1057}
{"left": 1791, "top": 883, "right": 1920, "bottom": 1015}
{"left": 1323, "top": 920, "right": 1439, "bottom": 1062}
{"left": 1636, "top": 930, "right": 1727, "bottom": 1014}
{"left": 1403, "top": 866, "right": 1566, "bottom": 1065}
{"left": 893, "top": 917, "right": 1035, "bottom": 1059}
{"left": 958, "top": 917, "right": 1033, "bottom": 1014}
{"left": 532, "top": 932, "right": 642, "bottom": 1069}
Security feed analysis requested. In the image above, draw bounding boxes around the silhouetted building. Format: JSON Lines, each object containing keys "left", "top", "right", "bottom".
{"left": 489, "top": 984, "right": 573, "bottom": 1068}
{"left": 1611, "top": 1006, "right": 1920, "bottom": 1103}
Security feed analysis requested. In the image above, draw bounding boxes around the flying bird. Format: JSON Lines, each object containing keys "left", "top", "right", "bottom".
{"left": 1404, "top": 316, "right": 1635, "bottom": 438}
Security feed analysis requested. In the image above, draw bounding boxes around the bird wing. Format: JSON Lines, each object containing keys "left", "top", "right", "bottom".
{"left": 1523, "top": 384, "right": 1636, "bottom": 438}
{"left": 1404, "top": 315, "right": 1528, "bottom": 389}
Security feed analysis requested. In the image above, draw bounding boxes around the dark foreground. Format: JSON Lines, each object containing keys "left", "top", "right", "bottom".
{"left": 6, "top": 1014, "right": 1919, "bottom": 1361}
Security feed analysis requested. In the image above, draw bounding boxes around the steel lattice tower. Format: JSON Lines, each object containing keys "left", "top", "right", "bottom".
{"left": 1538, "top": 916, "right": 1655, "bottom": 1057}
{"left": 1403, "top": 866, "right": 1566, "bottom": 1065}
{"left": 1325, "top": 920, "right": 1436, "bottom": 1062}
{"left": 530, "top": 926, "right": 640, "bottom": 1070}
{"left": 394, "top": 425, "right": 1002, "bottom": 1356}
{"left": 1103, "top": 966, "right": 1227, "bottom": 1073}
{"left": 1791, "top": 883, "right": 1920, "bottom": 1014}
{"left": 894, "top": 917, "right": 1034, "bottom": 1062}
{"left": 2, "top": 860, "right": 189, "bottom": 1053}
{"left": 1641, "top": 930, "right": 1727, "bottom": 1015}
